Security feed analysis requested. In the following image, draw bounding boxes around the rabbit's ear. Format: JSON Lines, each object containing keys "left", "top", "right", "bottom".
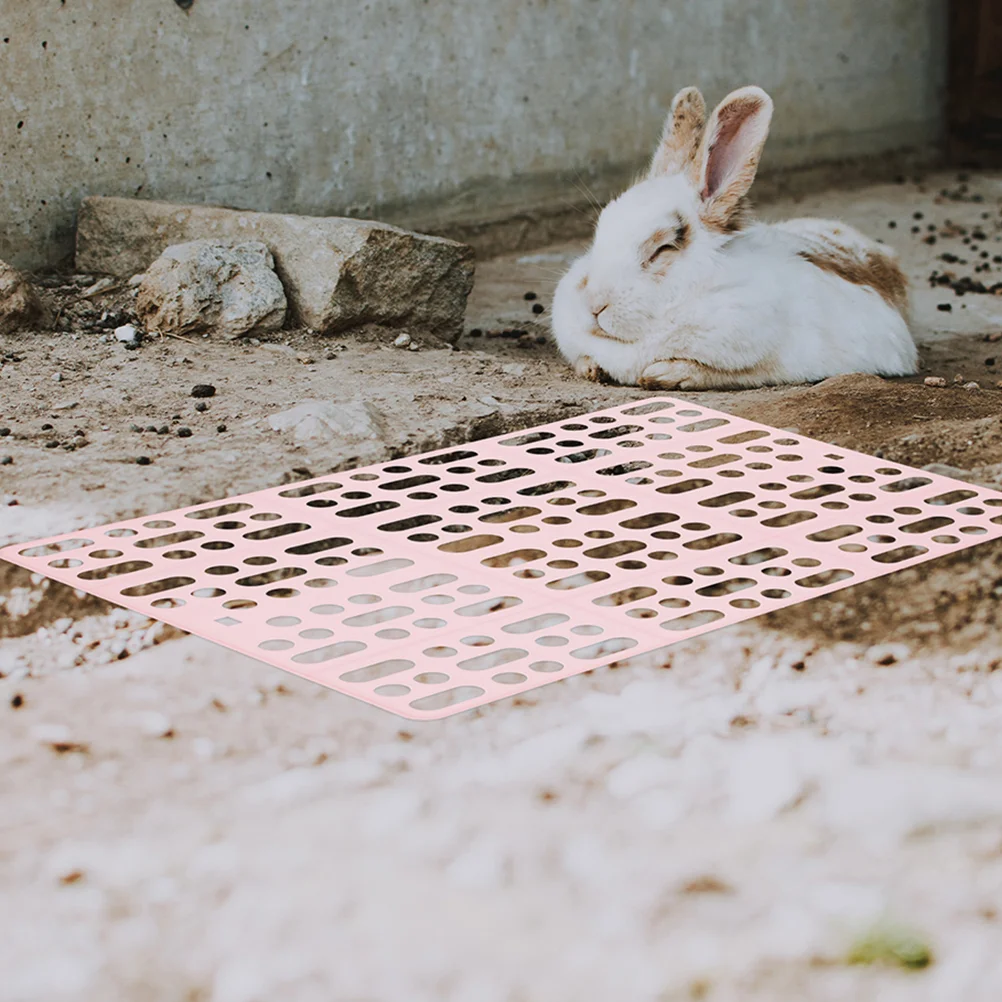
{"left": 648, "top": 86, "right": 706, "bottom": 179}
{"left": 696, "top": 86, "right": 773, "bottom": 231}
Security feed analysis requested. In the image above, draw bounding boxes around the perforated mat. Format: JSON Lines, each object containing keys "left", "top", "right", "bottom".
{"left": 4, "top": 397, "right": 1002, "bottom": 719}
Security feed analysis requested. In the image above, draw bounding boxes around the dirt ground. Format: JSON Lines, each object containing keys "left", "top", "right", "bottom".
{"left": 3, "top": 169, "right": 1002, "bottom": 1001}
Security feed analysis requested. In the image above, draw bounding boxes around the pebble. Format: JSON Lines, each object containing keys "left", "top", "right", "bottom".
{"left": 216, "top": 424, "right": 227, "bottom": 433}
{"left": 177, "top": 427, "right": 192, "bottom": 438}
{"left": 191, "top": 384, "right": 216, "bottom": 398}
{"left": 988, "top": 332, "right": 1002, "bottom": 343}
{"left": 0, "top": 427, "right": 9, "bottom": 436}
{"left": 923, "top": 377, "right": 947, "bottom": 387}
{"left": 156, "top": 425, "right": 169, "bottom": 435}
{"left": 129, "top": 424, "right": 142, "bottom": 432}
{"left": 393, "top": 332, "right": 412, "bottom": 348}
{"left": 136, "top": 456, "right": 151, "bottom": 465}
{"left": 408, "top": 341, "right": 420, "bottom": 352}
{"left": 52, "top": 372, "right": 63, "bottom": 382}
{"left": 963, "top": 381, "right": 981, "bottom": 391}
{"left": 937, "top": 303, "right": 952, "bottom": 312}
{"left": 1, "top": 456, "right": 11, "bottom": 465}
{"left": 195, "top": 401, "right": 208, "bottom": 412}
{"left": 114, "top": 323, "right": 141, "bottom": 348}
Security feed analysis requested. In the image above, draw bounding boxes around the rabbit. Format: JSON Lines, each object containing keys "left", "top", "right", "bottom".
{"left": 550, "top": 85, "right": 918, "bottom": 390}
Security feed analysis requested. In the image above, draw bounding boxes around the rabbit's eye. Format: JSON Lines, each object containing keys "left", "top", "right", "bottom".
{"left": 649, "top": 243, "right": 677, "bottom": 262}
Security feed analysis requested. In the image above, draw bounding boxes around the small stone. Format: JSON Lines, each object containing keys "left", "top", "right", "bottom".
{"left": 128, "top": 272, "right": 146, "bottom": 287}
{"left": 191, "top": 383, "right": 216, "bottom": 398}
{"left": 0, "top": 427, "right": 9, "bottom": 436}
{"left": 156, "top": 425, "right": 169, "bottom": 435}
{"left": 393, "top": 332, "right": 412, "bottom": 348}
{"left": 136, "top": 456, "right": 151, "bottom": 465}
{"left": 986, "top": 332, "right": 1002, "bottom": 342}
{"left": 954, "top": 374, "right": 965, "bottom": 384}
{"left": 1, "top": 456, "right": 11, "bottom": 465}
{"left": 986, "top": 358, "right": 996, "bottom": 366}
{"left": 176, "top": 426, "right": 192, "bottom": 437}
{"left": 216, "top": 423, "right": 227, "bottom": 433}
{"left": 194, "top": 401, "right": 208, "bottom": 412}
{"left": 45, "top": 440, "right": 59, "bottom": 449}
{"left": 923, "top": 376, "right": 947, "bottom": 387}
{"left": 51, "top": 372, "right": 63, "bottom": 382}
{"left": 937, "top": 303, "right": 952, "bottom": 312}
{"left": 41, "top": 423, "right": 53, "bottom": 430}
{"left": 114, "top": 323, "right": 141, "bottom": 347}
{"left": 964, "top": 381, "right": 981, "bottom": 391}
{"left": 145, "top": 424, "right": 157, "bottom": 432}
{"left": 468, "top": 328, "right": 483, "bottom": 337}
{"left": 407, "top": 341, "right": 420, "bottom": 352}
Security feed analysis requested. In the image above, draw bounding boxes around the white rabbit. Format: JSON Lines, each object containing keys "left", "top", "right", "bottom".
{"left": 551, "top": 85, "right": 917, "bottom": 390}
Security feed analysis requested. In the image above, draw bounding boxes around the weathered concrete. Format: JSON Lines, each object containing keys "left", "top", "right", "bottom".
{"left": 1, "top": 1, "right": 946, "bottom": 270}
{"left": 79, "top": 197, "right": 475, "bottom": 339}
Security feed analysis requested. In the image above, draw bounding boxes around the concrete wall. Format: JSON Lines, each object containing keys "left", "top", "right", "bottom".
{"left": 1, "top": 0, "right": 947, "bottom": 271}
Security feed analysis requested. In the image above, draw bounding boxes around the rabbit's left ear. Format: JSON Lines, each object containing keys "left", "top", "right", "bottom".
{"left": 648, "top": 86, "right": 706, "bottom": 179}
{"left": 696, "top": 86, "right": 773, "bottom": 231}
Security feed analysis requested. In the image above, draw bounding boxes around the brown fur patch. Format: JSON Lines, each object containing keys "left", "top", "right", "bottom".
{"left": 649, "top": 87, "right": 706, "bottom": 179}
{"left": 798, "top": 246, "right": 909, "bottom": 313}
{"left": 574, "top": 356, "right": 617, "bottom": 384}
{"left": 576, "top": 274, "right": 588, "bottom": 291}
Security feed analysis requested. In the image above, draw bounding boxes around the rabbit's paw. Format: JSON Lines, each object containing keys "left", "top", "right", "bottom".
{"left": 638, "top": 359, "right": 714, "bottom": 390}
{"left": 575, "top": 356, "right": 616, "bottom": 384}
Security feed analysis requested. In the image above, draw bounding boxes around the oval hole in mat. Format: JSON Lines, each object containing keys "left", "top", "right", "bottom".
{"left": 292, "top": 641, "right": 367, "bottom": 664}
{"left": 19, "top": 538, "right": 94, "bottom": 557}
{"left": 593, "top": 586, "right": 658, "bottom": 607}
{"left": 121, "top": 576, "right": 195, "bottom": 597}
{"left": 409, "top": 686, "right": 485, "bottom": 712}
{"left": 186, "top": 503, "right": 252, "bottom": 520}
{"left": 872, "top": 545, "right": 929, "bottom": 564}
{"left": 78, "top": 560, "right": 153, "bottom": 581}
{"left": 503, "top": 613, "right": 571, "bottom": 634}
{"left": 456, "top": 596, "right": 523, "bottom": 617}
{"left": 457, "top": 648, "right": 528, "bottom": 672}
{"left": 795, "top": 569, "right": 855, "bottom": 587}
{"left": 570, "top": 638, "right": 638, "bottom": 659}
{"left": 339, "top": 659, "right": 414, "bottom": 683}
{"left": 660, "top": 610, "right": 726, "bottom": 631}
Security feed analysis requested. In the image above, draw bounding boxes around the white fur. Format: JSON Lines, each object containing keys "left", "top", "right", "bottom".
{"left": 551, "top": 88, "right": 917, "bottom": 389}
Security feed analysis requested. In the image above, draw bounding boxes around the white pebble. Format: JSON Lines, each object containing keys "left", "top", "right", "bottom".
{"left": 393, "top": 332, "right": 412, "bottom": 348}
{"left": 115, "top": 323, "right": 140, "bottom": 344}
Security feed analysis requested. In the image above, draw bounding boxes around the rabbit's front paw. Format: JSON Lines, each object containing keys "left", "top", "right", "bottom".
{"left": 575, "top": 356, "right": 616, "bottom": 384}
{"left": 638, "top": 359, "right": 713, "bottom": 390}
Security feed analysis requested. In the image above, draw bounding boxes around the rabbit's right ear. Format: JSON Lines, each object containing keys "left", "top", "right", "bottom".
{"left": 648, "top": 86, "right": 706, "bottom": 179}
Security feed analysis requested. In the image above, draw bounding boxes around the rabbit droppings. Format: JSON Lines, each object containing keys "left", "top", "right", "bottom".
{"left": 551, "top": 86, "right": 917, "bottom": 390}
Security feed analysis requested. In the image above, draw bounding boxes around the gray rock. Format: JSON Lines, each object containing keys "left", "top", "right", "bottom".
{"left": 267, "top": 400, "right": 387, "bottom": 444}
{"left": 77, "top": 197, "right": 475, "bottom": 341}
{"left": 136, "top": 239, "right": 287, "bottom": 338}
{"left": 0, "top": 259, "right": 44, "bottom": 334}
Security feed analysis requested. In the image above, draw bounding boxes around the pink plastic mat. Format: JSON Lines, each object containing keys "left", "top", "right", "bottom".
{"left": 4, "top": 396, "right": 1002, "bottom": 720}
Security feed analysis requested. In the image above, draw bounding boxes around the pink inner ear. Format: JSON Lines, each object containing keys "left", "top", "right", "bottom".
{"left": 704, "top": 100, "right": 763, "bottom": 199}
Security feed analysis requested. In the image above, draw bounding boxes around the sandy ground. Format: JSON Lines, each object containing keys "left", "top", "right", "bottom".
{"left": 3, "top": 170, "right": 1002, "bottom": 1001}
